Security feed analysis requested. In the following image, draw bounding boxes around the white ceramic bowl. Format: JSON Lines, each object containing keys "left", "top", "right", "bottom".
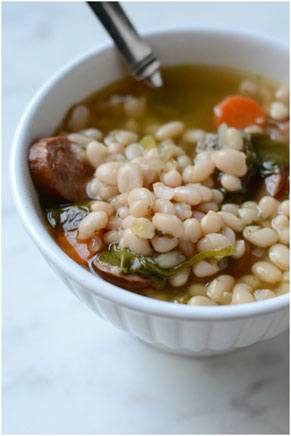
{"left": 12, "top": 29, "right": 289, "bottom": 356}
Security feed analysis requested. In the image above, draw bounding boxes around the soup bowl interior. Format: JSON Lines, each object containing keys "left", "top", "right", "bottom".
{"left": 12, "top": 29, "right": 289, "bottom": 356}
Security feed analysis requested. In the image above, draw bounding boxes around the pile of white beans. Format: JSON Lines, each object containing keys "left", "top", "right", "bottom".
{"left": 65, "top": 85, "right": 289, "bottom": 306}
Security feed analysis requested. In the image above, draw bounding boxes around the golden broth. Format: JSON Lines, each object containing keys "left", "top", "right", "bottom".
{"left": 52, "top": 65, "right": 285, "bottom": 303}
{"left": 58, "top": 64, "right": 277, "bottom": 135}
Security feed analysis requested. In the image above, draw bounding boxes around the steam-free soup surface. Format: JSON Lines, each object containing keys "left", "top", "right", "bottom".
{"left": 35, "top": 64, "right": 288, "bottom": 305}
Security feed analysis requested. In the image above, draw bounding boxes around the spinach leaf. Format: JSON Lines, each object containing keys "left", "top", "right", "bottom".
{"left": 98, "top": 244, "right": 233, "bottom": 281}
{"left": 46, "top": 203, "right": 91, "bottom": 231}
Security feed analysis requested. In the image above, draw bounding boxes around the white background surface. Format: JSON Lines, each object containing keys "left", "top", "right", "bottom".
{"left": 3, "top": 2, "right": 289, "bottom": 434}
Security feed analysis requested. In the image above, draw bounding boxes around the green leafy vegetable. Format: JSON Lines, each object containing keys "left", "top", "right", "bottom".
{"left": 250, "top": 133, "right": 289, "bottom": 167}
{"left": 222, "top": 133, "right": 289, "bottom": 203}
{"left": 97, "top": 244, "right": 234, "bottom": 282}
{"left": 46, "top": 203, "right": 91, "bottom": 231}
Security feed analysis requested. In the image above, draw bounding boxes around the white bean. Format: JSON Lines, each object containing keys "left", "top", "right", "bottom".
{"left": 155, "top": 251, "right": 185, "bottom": 268}
{"left": 237, "top": 274, "right": 260, "bottom": 290}
{"left": 207, "top": 275, "right": 235, "bottom": 303}
{"left": 238, "top": 206, "right": 259, "bottom": 224}
{"left": 219, "top": 211, "right": 246, "bottom": 232}
{"left": 177, "top": 155, "right": 192, "bottom": 170}
{"left": 239, "top": 79, "right": 259, "bottom": 96}
{"left": 192, "top": 211, "right": 205, "bottom": 221}
{"left": 122, "top": 215, "right": 136, "bottom": 229}
{"left": 188, "top": 296, "right": 216, "bottom": 306}
{"left": 182, "top": 219, "right": 202, "bottom": 243}
{"left": 271, "top": 215, "right": 289, "bottom": 245}
{"left": 132, "top": 218, "right": 155, "bottom": 239}
{"left": 197, "top": 185, "right": 213, "bottom": 203}
{"left": 252, "top": 261, "right": 282, "bottom": 284}
{"left": 269, "top": 102, "right": 289, "bottom": 120}
{"left": 231, "top": 284, "right": 255, "bottom": 304}
{"left": 221, "top": 174, "right": 242, "bottom": 192}
{"left": 124, "top": 96, "right": 146, "bottom": 118}
{"left": 114, "top": 130, "right": 138, "bottom": 145}
{"left": 183, "top": 160, "right": 215, "bottom": 183}
{"left": 254, "top": 289, "right": 276, "bottom": 301}
{"left": 193, "top": 261, "right": 219, "bottom": 278}
{"left": 212, "top": 189, "right": 224, "bottom": 203}
{"left": 169, "top": 269, "right": 190, "bottom": 287}
{"left": 155, "top": 121, "right": 185, "bottom": 141}
{"left": 243, "top": 226, "right": 278, "bottom": 248}
{"left": 188, "top": 283, "right": 207, "bottom": 297}
{"left": 268, "top": 244, "right": 289, "bottom": 271}
{"left": 221, "top": 204, "right": 239, "bottom": 216}
{"left": 154, "top": 199, "right": 176, "bottom": 215}
{"left": 175, "top": 203, "right": 192, "bottom": 220}
{"left": 212, "top": 149, "right": 247, "bottom": 177}
{"left": 224, "top": 127, "right": 244, "bottom": 150}
{"left": 275, "top": 283, "right": 289, "bottom": 295}
{"left": 117, "top": 206, "right": 130, "bottom": 219}
{"left": 129, "top": 200, "right": 152, "bottom": 218}
{"left": 125, "top": 143, "right": 144, "bottom": 160}
{"left": 68, "top": 105, "right": 89, "bottom": 131}
{"left": 174, "top": 185, "right": 202, "bottom": 205}
{"left": 152, "top": 213, "right": 184, "bottom": 238}
{"left": 153, "top": 182, "right": 175, "bottom": 200}
{"left": 232, "top": 240, "right": 246, "bottom": 259}
{"left": 258, "top": 196, "right": 279, "bottom": 219}
{"left": 222, "top": 227, "right": 236, "bottom": 246}
{"left": 151, "top": 236, "right": 178, "bottom": 253}
{"left": 162, "top": 170, "right": 182, "bottom": 187}
{"left": 120, "top": 229, "right": 152, "bottom": 256}
{"left": 86, "top": 141, "right": 108, "bottom": 167}
{"left": 110, "top": 193, "right": 129, "bottom": 209}
{"left": 90, "top": 201, "right": 114, "bottom": 217}
{"left": 81, "top": 128, "right": 103, "bottom": 140}
{"left": 278, "top": 200, "right": 289, "bottom": 217}
{"left": 178, "top": 240, "right": 196, "bottom": 257}
{"left": 128, "top": 187, "right": 154, "bottom": 207}
{"left": 95, "top": 162, "right": 122, "bottom": 186}
{"left": 103, "top": 229, "right": 121, "bottom": 245}
{"left": 117, "top": 163, "right": 143, "bottom": 193}
{"left": 78, "top": 211, "right": 108, "bottom": 240}
{"left": 275, "top": 85, "right": 289, "bottom": 104}
{"left": 201, "top": 211, "right": 223, "bottom": 234}
{"left": 197, "top": 233, "right": 231, "bottom": 252}
{"left": 86, "top": 178, "right": 118, "bottom": 200}
{"left": 183, "top": 129, "right": 205, "bottom": 144}
{"left": 107, "top": 216, "right": 122, "bottom": 230}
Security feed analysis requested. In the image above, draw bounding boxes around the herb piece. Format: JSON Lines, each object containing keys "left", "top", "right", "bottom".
{"left": 46, "top": 203, "right": 91, "bottom": 231}
{"left": 97, "top": 244, "right": 234, "bottom": 282}
{"left": 250, "top": 133, "right": 289, "bottom": 167}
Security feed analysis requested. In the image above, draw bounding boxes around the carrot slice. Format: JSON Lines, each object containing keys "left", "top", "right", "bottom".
{"left": 214, "top": 95, "right": 266, "bottom": 129}
{"left": 54, "top": 229, "right": 98, "bottom": 266}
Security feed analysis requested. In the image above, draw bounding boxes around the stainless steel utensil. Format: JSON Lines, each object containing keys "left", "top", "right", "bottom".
{"left": 87, "top": 1, "right": 163, "bottom": 88}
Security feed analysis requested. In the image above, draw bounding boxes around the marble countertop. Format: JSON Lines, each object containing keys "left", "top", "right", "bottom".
{"left": 3, "top": 2, "right": 289, "bottom": 434}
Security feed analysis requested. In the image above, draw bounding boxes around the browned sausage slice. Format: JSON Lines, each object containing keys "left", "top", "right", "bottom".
{"left": 29, "top": 136, "right": 94, "bottom": 202}
{"left": 92, "top": 258, "right": 151, "bottom": 291}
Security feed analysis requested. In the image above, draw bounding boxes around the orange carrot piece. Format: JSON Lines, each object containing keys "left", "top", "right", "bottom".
{"left": 54, "top": 229, "right": 95, "bottom": 266}
{"left": 214, "top": 95, "right": 266, "bottom": 129}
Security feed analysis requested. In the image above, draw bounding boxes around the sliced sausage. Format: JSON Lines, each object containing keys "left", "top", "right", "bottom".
{"left": 92, "top": 258, "right": 151, "bottom": 291}
{"left": 29, "top": 136, "right": 94, "bottom": 202}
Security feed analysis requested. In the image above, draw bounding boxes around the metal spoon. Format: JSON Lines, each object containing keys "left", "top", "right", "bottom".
{"left": 87, "top": 1, "right": 163, "bottom": 88}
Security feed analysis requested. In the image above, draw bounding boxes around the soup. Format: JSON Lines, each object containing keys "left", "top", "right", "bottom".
{"left": 28, "top": 65, "right": 289, "bottom": 306}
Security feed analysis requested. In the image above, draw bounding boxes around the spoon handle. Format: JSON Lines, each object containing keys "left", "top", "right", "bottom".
{"left": 87, "top": 1, "right": 163, "bottom": 87}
